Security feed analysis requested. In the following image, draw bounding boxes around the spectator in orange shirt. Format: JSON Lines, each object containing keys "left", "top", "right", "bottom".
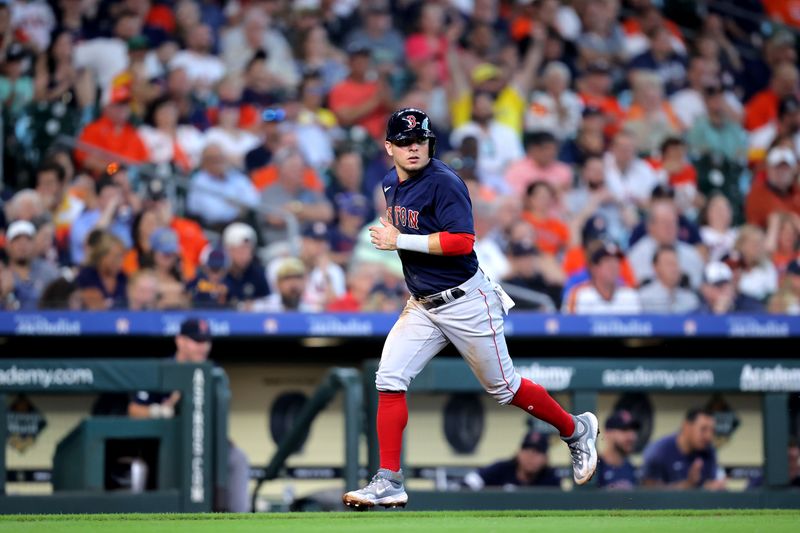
{"left": 656, "top": 137, "right": 700, "bottom": 219}
{"left": 522, "top": 181, "right": 570, "bottom": 257}
{"left": 744, "top": 62, "right": 799, "bottom": 131}
{"left": 577, "top": 61, "right": 624, "bottom": 137}
{"left": 328, "top": 42, "right": 393, "bottom": 144}
{"left": 74, "top": 84, "right": 149, "bottom": 176}
{"left": 746, "top": 147, "right": 800, "bottom": 228}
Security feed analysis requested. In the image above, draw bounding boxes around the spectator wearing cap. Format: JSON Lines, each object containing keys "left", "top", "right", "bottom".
{"left": 251, "top": 257, "right": 314, "bottom": 312}
{"left": 186, "top": 144, "right": 260, "bottom": 230}
{"left": 260, "top": 149, "right": 333, "bottom": 245}
{"left": 627, "top": 25, "right": 687, "bottom": 97}
{"left": 145, "top": 179, "right": 208, "bottom": 281}
{"left": 749, "top": 95, "right": 800, "bottom": 163}
{"left": 297, "top": 221, "right": 346, "bottom": 311}
{"left": 126, "top": 269, "right": 159, "bottom": 311}
{"left": 524, "top": 62, "right": 583, "bottom": 141}
{"left": 734, "top": 225, "right": 778, "bottom": 302}
{"left": 149, "top": 227, "right": 188, "bottom": 309}
{"left": 504, "top": 237, "right": 564, "bottom": 311}
{"left": 576, "top": 61, "right": 625, "bottom": 137}
{"left": 69, "top": 178, "right": 133, "bottom": 266}
{"left": 464, "top": 430, "right": 561, "bottom": 490}
{"left": 628, "top": 202, "right": 704, "bottom": 288}
{"left": 700, "top": 193, "right": 739, "bottom": 262}
{"left": 642, "top": 407, "right": 725, "bottom": 490}
{"left": 697, "top": 261, "right": 763, "bottom": 314}
{"left": 4, "top": 220, "right": 59, "bottom": 309}
{"left": 597, "top": 410, "right": 640, "bottom": 489}
{"left": 186, "top": 246, "right": 230, "bottom": 309}
{"left": 745, "top": 147, "right": 800, "bottom": 228}
{"left": 522, "top": 181, "right": 570, "bottom": 257}
{"left": 35, "top": 161, "right": 84, "bottom": 258}
{"left": 670, "top": 57, "right": 742, "bottom": 130}
{"left": 744, "top": 63, "right": 799, "bottom": 132}
{"left": 137, "top": 95, "right": 205, "bottom": 173}
{"left": 76, "top": 230, "right": 128, "bottom": 310}
{"left": 505, "top": 131, "right": 573, "bottom": 196}
{"left": 638, "top": 245, "right": 700, "bottom": 313}
{"left": 73, "top": 82, "right": 149, "bottom": 176}
{"left": 168, "top": 24, "right": 225, "bottom": 91}
{"left": 563, "top": 241, "right": 641, "bottom": 314}
{"left": 328, "top": 41, "right": 393, "bottom": 143}
{"left": 603, "top": 130, "right": 661, "bottom": 209}
{"left": 329, "top": 193, "right": 370, "bottom": 266}
{"left": 221, "top": 222, "right": 269, "bottom": 309}
{"left": 768, "top": 258, "right": 800, "bottom": 314}
{"left": 128, "top": 318, "right": 251, "bottom": 512}
{"left": 0, "top": 43, "right": 33, "bottom": 118}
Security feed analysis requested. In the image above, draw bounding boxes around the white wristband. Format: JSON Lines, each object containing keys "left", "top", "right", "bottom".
{"left": 396, "top": 233, "right": 430, "bottom": 254}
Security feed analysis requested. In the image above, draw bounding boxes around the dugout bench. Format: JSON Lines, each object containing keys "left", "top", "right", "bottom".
{"left": 0, "top": 360, "right": 230, "bottom": 514}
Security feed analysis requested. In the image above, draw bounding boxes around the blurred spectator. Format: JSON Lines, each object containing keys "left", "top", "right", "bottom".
{"left": 328, "top": 42, "right": 392, "bottom": 143}
{"left": 745, "top": 147, "right": 800, "bottom": 228}
{"left": 242, "top": 50, "right": 280, "bottom": 109}
{"left": 575, "top": 0, "right": 625, "bottom": 67}
{"left": 700, "top": 194, "right": 739, "bottom": 262}
{"left": 656, "top": 138, "right": 700, "bottom": 220}
{"left": 327, "top": 263, "right": 380, "bottom": 312}
{"left": 326, "top": 148, "right": 366, "bottom": 203}
{"left": 563, "top": 241, "right": 641, "bottom": 314}
{"left": 685, "top": 83, "right": 749, "bottom": 163}
{"left": 121, "top": 207, "right": 158, "bottom": 276}
{"left": 4, "top": 220, "right": 59, "bottom": 309}
{"left": 127, "top": 269, "right": 159, "bottom": 311}
{"left": 186, "top": 144, "right": 260, "bottom": 229}
{"left": 734, "top": 225, "right": 778, "bottom": 302}
{"left": 627, "top": 25, "right": 687, "bottom": 96}
{"left": 204, "top": 95, "right": 260, "bottom": 169}
{"left": 70, "top": 177, "right": 133, "bottom": 265}
{"left": 642, "top": 407, "right": 725, "bottom": 490}
{"left": 74, "top": 84, "right": 149, "bottom": 175}
{"left": 697, "top": 261, "right": 763, "bottom": 314}
{"left": 564, "top": 156, "right": 627, "bottom": 248}
{"left": 222, "top": 222, "right": 269, "bottom": 309}
{"left": 576, "top": 61, "right": 624, "bottom": 137}
{"left": 451, "top": 91, "right": 525, "bottom": 193}
{"left": 744, "top": 62, "right": 799, "bottom": 132}
{"left": 149, "top": 227, "right": 188, "bottom": 309}
{"left": 73, "top": 10, "right": 141, "bottom": 93}
{"left": 768, "top": 258, "right": 800, "bottom": 314}
{"left": 522, "top": 181, "right": 570, "bottom": 256}
{"left": 296, "top": 24, "right": 348, "bottom": 95}
{"left": 628, "top": 201, "right": 704, "bottom": 288}
{"left": 524, "top": 62, "right": 583, "bottom": 141}
{"left": 4, "top": 189, "right": 44, "bottom": 223}
{"left": 670, "top": 57, "right": 742, "bottom": 130}
{"left": 0, "top": 43, "right": 33, "bottom": 118}
{"left": 138, "top": 95, "right": 205, "bottom": 172}
{"left": 251, "top": 257, "right": 313, "bottom": 312}
{"left": 260, "top": 149, "right": 333, "bottom": 245}
{"left": 186, "top": 246, "right": 230, "bottom": 309}
{"left": 766, "top": 212, "right": 800, "bottom": 275}
{"left": 0, "top": 253, "right": 13, "bottom": 309}
{"left": 298, "top": 72, "right": 338, "bottom": 131}
{"left": 597, "top": 410, "right": 639, "bottom": 489}
{"left": 278, "top": 89, "right": 335, "bottom": 172}
{"left": 38, "top": 277, "right": 80, "bottom": 310}
{"left": 9, "top": 0, "right": 54, "bottom": 52}
{"left": 35, "top": 161, "right": 84, "bottom": 257}
{"left": 603, "top": 130, "right": 661, "bottom": 208}
{"left": 622, "top": 71, "right": 682, "bottom": 155}
{"left": 638, "top": 245, "right": 700, "bottom": 313}
{"left": 244, "top": 107, "right": 286, "bottom": 174}
{"left": 463, "top": 430, "right": 560, "bottom": 490}
{"left": 169, "top": 24, "right": 225, "bottom": 94}
{"left": 166, "top": 66, "right": 210, "bottom": 131}
{"left": 472, "top": 200, "right": 511, "bottom": 282}
{"left": 345, "top": 2, "right": 403, "bottom": 70}
{"left": 352, "top": 185, "right": 404, "bottom": 279}
{"left": 299, "top": 221, "right": 346, "bottom": 311}
{"left": 750, "top": 95, "right": 800, "bottom": 163}
{"left": 505, "top": 131, "right": 572, "bottom": 196}
{"left": 504, "top": 239, "right": 564, "bottom": 311}
{"left": 329, "top": 193, "right": 369, "bottom": 266}
{"left": 76, "top": 230, "right": 127, "bottom": 310}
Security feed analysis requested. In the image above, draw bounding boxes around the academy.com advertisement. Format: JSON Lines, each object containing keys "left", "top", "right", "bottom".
{"left": 0, "top": 366, "right": 94, "bottom": 388}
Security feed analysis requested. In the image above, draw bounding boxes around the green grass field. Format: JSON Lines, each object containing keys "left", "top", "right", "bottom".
{"left": 1, "top": 510, "right": 798, "bottom": 533}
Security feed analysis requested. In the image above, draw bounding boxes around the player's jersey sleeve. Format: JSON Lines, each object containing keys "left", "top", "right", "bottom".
{"left": 432, "top": 171, "right": 475, "bottom": 235}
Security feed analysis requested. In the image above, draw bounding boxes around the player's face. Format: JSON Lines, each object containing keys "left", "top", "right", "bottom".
{"left": 608, "top": 428, "right": 637, "bottom": 455}
{"left": 176, "top": 335, "right": 211, "bottom": 363}
{"left": 517, "top": 448, "right": 547, "bottom": 475}
{"left": 686, "top": 414, "right": 715, "bottom": 451}
{"left": 385, "top": 138, "right": 431, "bottom": 175}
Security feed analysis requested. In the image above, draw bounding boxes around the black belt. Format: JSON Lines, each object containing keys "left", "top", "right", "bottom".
{"left": 416, "top": 288, "right": 466, "bottom": 310}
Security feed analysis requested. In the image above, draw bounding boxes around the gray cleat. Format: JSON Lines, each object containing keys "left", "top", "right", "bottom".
{"left": 562, "top": 412, "right": 599, "bottom": 485}
{"left": 343, "top": 469, "right": 408, "bottom": 509}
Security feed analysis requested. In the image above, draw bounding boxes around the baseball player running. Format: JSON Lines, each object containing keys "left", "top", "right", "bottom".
{"left": 343, "top": 109, "right": 598, "bottom": 509}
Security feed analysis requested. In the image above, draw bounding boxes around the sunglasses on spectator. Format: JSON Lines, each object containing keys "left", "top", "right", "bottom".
{"left": 394, "top": 137, "right": 429, "bottom": 147}
{"left": 262, "top": 108, "right": 286, "bottom": 122}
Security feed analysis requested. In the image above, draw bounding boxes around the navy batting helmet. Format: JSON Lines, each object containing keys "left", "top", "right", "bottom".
{"left": 385, "top": 108, "right": 436, "bottom": 156}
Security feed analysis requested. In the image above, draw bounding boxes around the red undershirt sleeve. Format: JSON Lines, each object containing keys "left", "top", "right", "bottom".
{"left": 438, "top": 232, "right": 475, "bottom": 256}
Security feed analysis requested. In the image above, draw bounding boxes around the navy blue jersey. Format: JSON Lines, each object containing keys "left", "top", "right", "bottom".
{"left": 596, "top": 458, "right": 638, "bottom": 489}
{"left": 476, "top": 458, "right": 561, "bottom": 488}
{"left": 383, "top": 159, "right": 478, "bottom": 297}
{"left": 642, "top": 433, "right": 718, "bottom": 486}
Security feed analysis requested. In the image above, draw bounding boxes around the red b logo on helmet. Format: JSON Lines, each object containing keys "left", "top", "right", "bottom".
{"left": 403, "top": 115, "right": 417, "bottom": 129}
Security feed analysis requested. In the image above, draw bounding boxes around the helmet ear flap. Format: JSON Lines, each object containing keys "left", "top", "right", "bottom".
{"left": 429, "top": 137, "right": 436, "bottom": 158}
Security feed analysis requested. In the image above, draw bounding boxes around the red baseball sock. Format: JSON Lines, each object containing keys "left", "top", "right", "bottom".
{"left": 377, "top": 391, "right": 408, "bottom": 472}
{"left": 510, "top": 378, "right": 575, "bottom": 437}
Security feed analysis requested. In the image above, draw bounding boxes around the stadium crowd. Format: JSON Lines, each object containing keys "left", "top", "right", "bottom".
{"left": 1, "top": 0, "right": 800, "bottom": 314}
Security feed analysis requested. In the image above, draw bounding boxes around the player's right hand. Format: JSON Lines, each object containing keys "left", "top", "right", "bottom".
{"left": 369, "top": 217, "right": 399, "bottom": 251}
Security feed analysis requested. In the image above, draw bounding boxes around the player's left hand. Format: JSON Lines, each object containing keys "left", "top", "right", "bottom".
{"left": 369, "top": 217, "right": 399, "bottom": 251}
